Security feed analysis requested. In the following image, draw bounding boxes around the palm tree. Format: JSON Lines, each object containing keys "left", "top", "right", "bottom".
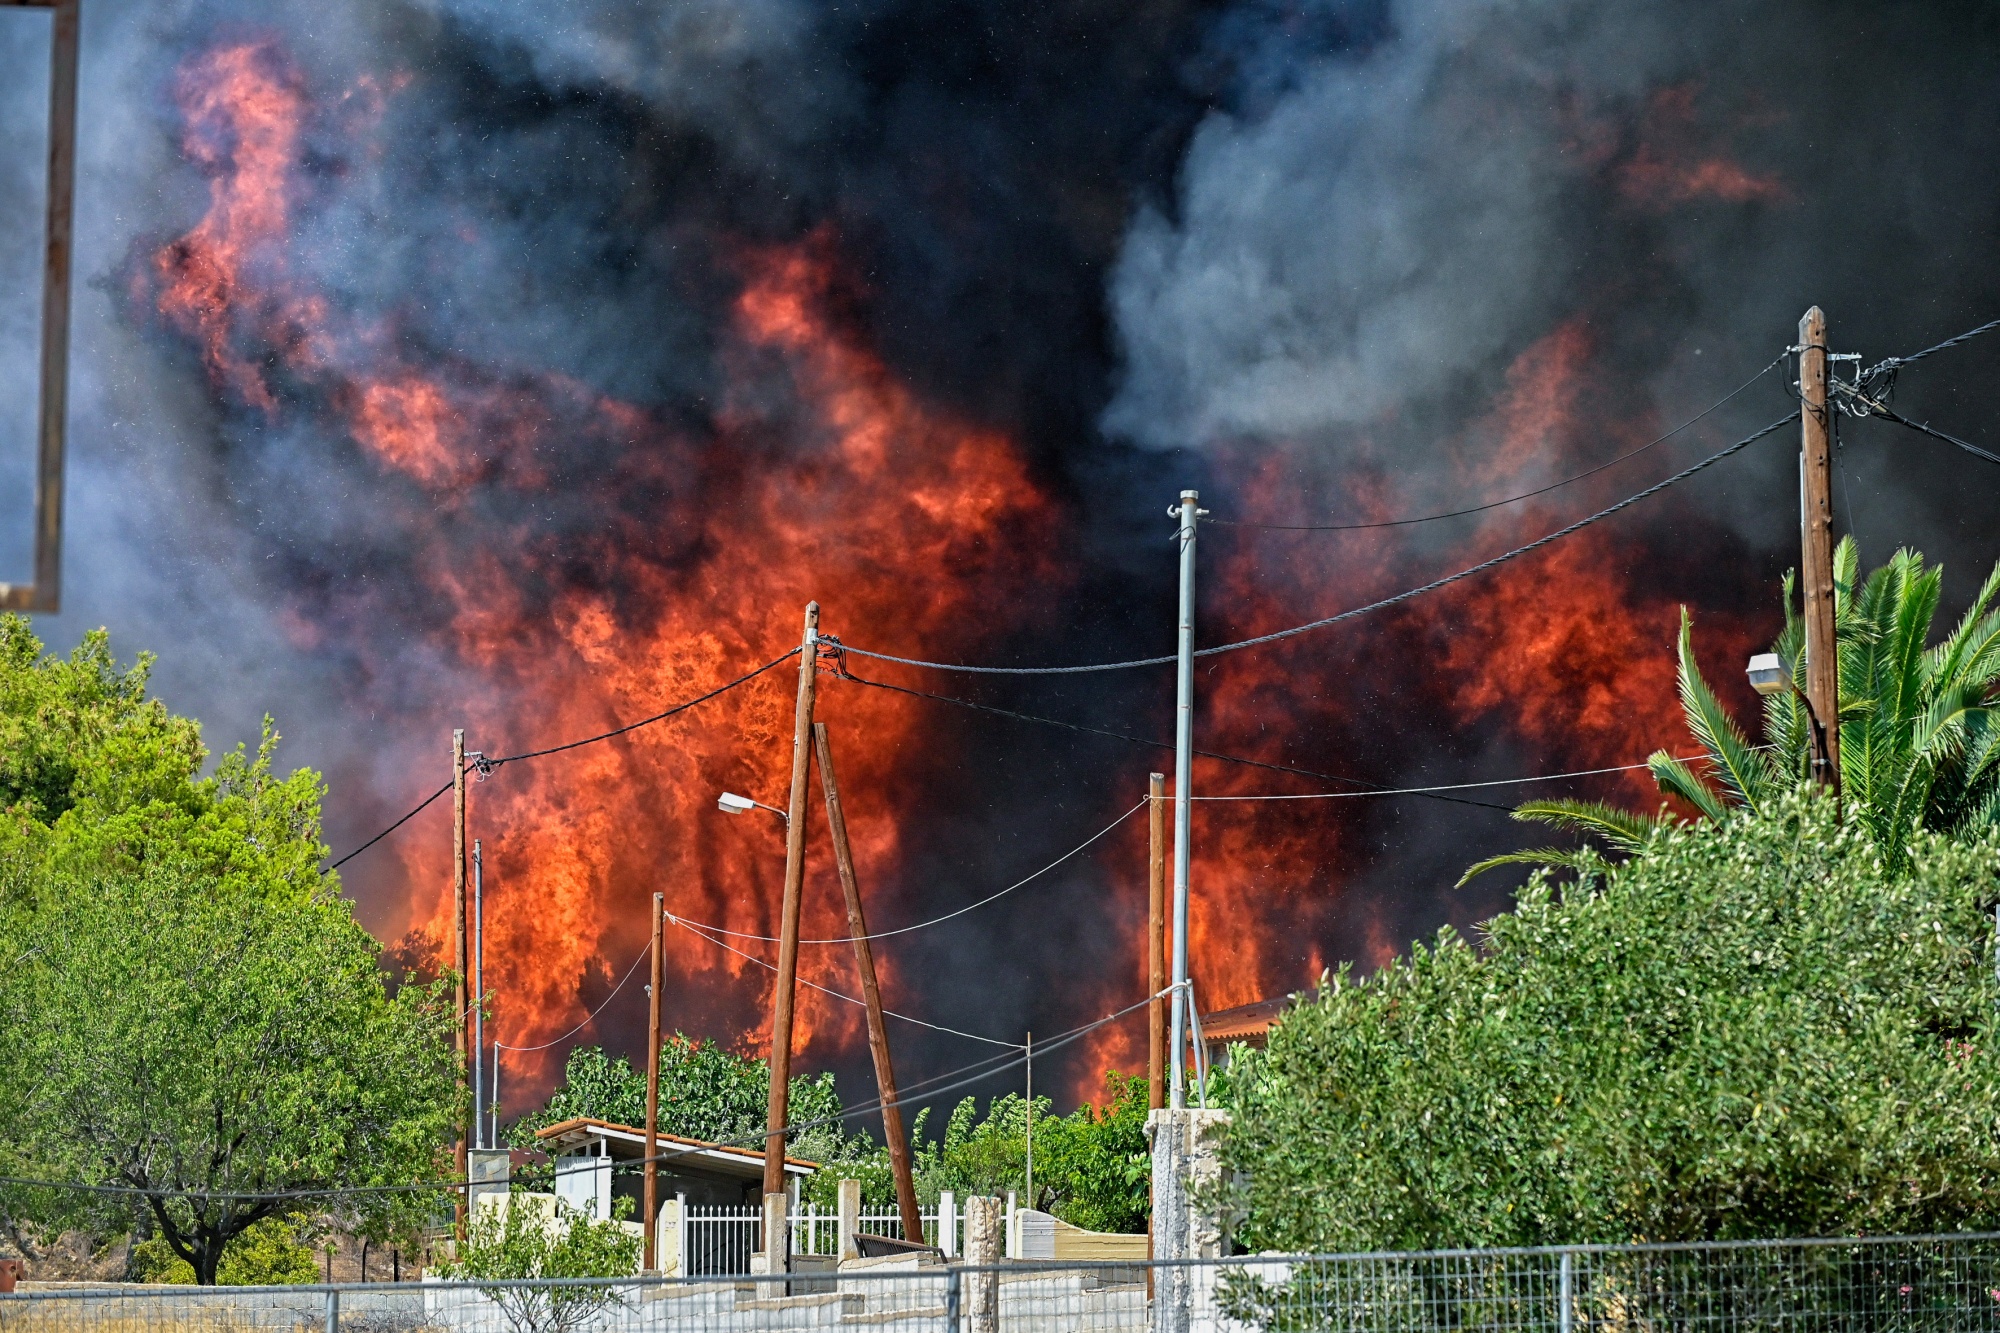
{"left": 1462, "top": 538, "right": 2000, "bottom": 883}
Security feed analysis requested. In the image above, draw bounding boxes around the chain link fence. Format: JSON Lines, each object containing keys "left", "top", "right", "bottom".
{"left": 0, "top": 1232, "right": 1995, "bottom": 1332}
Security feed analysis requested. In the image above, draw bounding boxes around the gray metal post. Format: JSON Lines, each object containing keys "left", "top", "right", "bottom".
{"left": 472, "top": 840, "right": 484, "bottom": 1150}
{"left": 1169, "top": 489, "right": 1201, "bottom": 1108}
{"left": 946, "top": 1266, "right": 962, "bottom": 1333}
{"left": 324, "top": 1288, "right": 339, "bottom": 1333}
{"left": 1558, "top": 1250, "right": 1573, "bottom": 1333}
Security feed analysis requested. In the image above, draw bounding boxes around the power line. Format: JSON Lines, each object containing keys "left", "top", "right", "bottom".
{"left": 1187, "top": 753, "right": 1708, "bottom": 800}
{"left": 835, "top": 412, "right": 1797, "bottom": 677}
{"left": 1207, "top": 356, "right": 1784, "bottom": 532}
{"left": 1859, "top": 315, "right": 2000, "bottom": 382}
{"left": 323, "top": 649, "right": 799, "bottom": 872}
{"left": 492, "top": 942, "right": 652, "bottom": 1055}
{"left": 667, "top": 798, "right": 1149, "bottom": 948}
{"left": 667, "top": 913, "right": 1021, "bottom": 1048}
{"left": 481, "top": 649, "right": 801, "bottom": 766}
{"left": 327, "top": 779, "right": 455, "bottom": 871}
{"left": 828, "top": 669, "right": 1515, "bottom": 813}
{"left": 1851, "top": 398, "right": 2000, "bottom": 469}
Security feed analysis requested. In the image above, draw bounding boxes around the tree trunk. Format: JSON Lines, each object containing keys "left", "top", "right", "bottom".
{"left": 193, "top": 1235, "right": 222, "bottom": 1286}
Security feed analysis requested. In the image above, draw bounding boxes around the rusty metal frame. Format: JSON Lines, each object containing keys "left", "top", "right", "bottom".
{"left": 0, "top": 0, "right": 77, "bottom": 613}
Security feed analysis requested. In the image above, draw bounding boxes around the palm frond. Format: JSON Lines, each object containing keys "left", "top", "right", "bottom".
{"left": 1925, "top": 556, "right": 2000, "bottom": 689}
{"left": 1509, "top": 798, "right": 1667, "bottom": 852}
{"left": 1884, "top": 560, "right": 1944, "bottom": 726}
{"left": 1833, "top": 535, "right": 1860, "bottom": 620}
{"left": 1457, "top": 848, "right": 1605, "bottom": 888}
{"left": 1673, "top": 608, "right": 1776, "bottom": 811}
{"left": 1648, "top": 751, "right": 1730, "bottom": 823}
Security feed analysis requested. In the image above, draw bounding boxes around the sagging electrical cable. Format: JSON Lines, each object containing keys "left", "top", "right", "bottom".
{"left": 668, "top": 913, "right": 1020, "bottom": 1048}
{"left": 324, "top": 648, "right": 800, "bottom": 871}
{"left": 1207, "top": 355, "right": 1785, "bottom": 532}
{"left": 827, "top": 668, "right": 1516, "bottom": 813}
{"left": 834, "top": 412, "right": 1797, "bottom": 677}
{"left": 667, "top": 798, "right": 1149, "bottom": 948}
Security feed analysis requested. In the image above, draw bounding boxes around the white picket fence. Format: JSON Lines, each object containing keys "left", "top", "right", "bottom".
{"left": 677, "top": 1195, "right": 965, "bottom": 1275}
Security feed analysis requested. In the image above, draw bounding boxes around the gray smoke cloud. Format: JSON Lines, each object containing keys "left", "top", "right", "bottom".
{"left": 1104, "top": 0, "right": 1705, "bottom": 451}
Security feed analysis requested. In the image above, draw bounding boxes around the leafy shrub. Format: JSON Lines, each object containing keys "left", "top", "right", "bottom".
{"left": 1225, "top": 794, "right": 2000, "bottom": 1251}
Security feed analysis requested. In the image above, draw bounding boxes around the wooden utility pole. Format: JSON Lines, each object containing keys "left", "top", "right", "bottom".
{"left": 451, "top": 728, "right": 468, "bottom": 1238}
{"left": 643, "top": 891, "right": 665, "bottom": 1271}
{"left": 764, "top": 604, "right": 820, "bottom": 1206}
{"left": 814, "top": 723, "right": 924, "bottom": 1245}
{"left": 1799, "top": 307, "right": 1841, "bottom": 790}
{"left": 1147, "top": 773, "right": 1167, "bottom": 1112}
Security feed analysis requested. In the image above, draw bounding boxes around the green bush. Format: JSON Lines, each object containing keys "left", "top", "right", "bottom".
{"left": 438, "top": 1191, "right": 640, "bottom": 1333}
{"left": 1225, "top": 794, "right": 2000, "bottom": 1251}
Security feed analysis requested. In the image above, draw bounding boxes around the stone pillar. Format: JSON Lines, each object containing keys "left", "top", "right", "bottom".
{"left": 837, "top": 1178, "right": 863, "bottom": 1261}
{"left": 654, "top": 1195, "right": 684, "bottom": 1278}
{"left": 761, "top": 1190, "right": 789, "bottom": 1276}
{"left": 466, "top": 1147, "right": 511, "bottom": 1217}
{"left": 962, "top": 1194, "right": 1002, "bottom": 1333}
{"left": 1148, "top": 1108, "right": 1231, "bottom": 1333}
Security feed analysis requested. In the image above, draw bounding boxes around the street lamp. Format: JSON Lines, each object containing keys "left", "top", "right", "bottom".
{"left": 1746, "top": 652, "right": 1789, "bottom": 696}
{"left": 718, "top": 791, "right": 789, "bottom": 824}
{"left": 1748, "top": 652, "right": 1836, "bottom": 784}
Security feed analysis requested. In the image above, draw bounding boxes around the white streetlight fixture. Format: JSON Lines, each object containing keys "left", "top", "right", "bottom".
{"left": 717, "top": 791, "right": 789, "bottom": 823}
{"left": 1746, "top": 652, "right": 1788, "bottom": 697}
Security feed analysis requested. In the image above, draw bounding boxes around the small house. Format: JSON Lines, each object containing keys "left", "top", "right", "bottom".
{"left": 534, "top": 1118, "right": 817, "bottom": 1221}
{"left": 1199, "top": 990, "right": 1316, "bottom": 1070}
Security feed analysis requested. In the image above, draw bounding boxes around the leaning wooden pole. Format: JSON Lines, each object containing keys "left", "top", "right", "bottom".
{"left": 764, "top": 605, "right": 820, "bottom": 1209}
{"left": 814, "top": 722, "right": 925, "bottom": 1245}
{"left": 643, "top": 891, "right": 665, "bottom": 1271}
{"left": 452, "top": 728, "right": 468, "bottom": 1239}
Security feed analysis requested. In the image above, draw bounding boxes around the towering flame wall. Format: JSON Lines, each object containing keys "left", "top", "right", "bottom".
{"left": 6, "top": 0, "right": 2000, "bottom": 1117}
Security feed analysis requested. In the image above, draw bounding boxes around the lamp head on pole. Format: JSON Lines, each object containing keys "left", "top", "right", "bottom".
{"left": 717, "top": 791, "right": 789, "bottom": 823}
{"left": 1746, "top": 652, "right": 1789, "bottom": 697}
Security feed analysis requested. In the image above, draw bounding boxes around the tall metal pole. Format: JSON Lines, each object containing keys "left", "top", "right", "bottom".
{"left": 1798, "top": 307, "right": 1841, "bottom": 792}
{"left": 452, "top": 729, "right": 468, "bottom": 1237}
{"left": 1147, "top": 772, "right": 1166, "bottom": 1112}
{"left": 1169, "top": 491, "right": 1201, "bottom": 1109}
{"left": 814, "top": 723, "right": 924, "bottom": 1244}
{"left": 472, "top": 840, "right": 484, "bottom": 1151}
{"left": 1024, "top": 1032, "right": 1033, "bottom": 1211}
{"left": 643, "top": 891, "right": 665, "bottom": 1271}
{"left": 764, "top": 603, "right": 820, "bottom": 1208}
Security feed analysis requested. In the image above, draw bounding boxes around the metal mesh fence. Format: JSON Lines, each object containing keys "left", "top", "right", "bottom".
{"left": 0, "top": 1232, "right": 1994, "bottom": 1332}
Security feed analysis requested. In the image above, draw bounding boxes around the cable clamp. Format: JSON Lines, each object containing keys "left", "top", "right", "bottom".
{"left": 467, "top": 751, "right": 495, "bottom": 781}
{"left": 815, "top": 632, "right": 853, "bottom": 679}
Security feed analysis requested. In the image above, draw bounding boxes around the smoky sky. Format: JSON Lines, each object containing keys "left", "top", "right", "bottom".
{"left": 6, "top": 0, "right": 2000, "bottom": 1122}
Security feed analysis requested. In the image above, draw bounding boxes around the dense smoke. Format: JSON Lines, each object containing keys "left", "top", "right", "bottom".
{"left": 5, "top": 0, "right": 2000, "bottom": 1121}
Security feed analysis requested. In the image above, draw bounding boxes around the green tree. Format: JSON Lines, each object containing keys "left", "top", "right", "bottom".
{"left": 1467, "top": 540, "right": 2000, "bottom": 882}
{"left": 0, "top": 858, "right": 460, "bottom": 1283}
{"left": 438, "top": 1191, "right": 641, "bottom": 1333}
{"left": 131, "top": 1215, "right": 319, "bottom": 1286}
{"left": 0, "top": 614, "right": 460, "bottom": 1284}
{"left": 511, "top": 1040, "right": 844, "bottom": 1158}
{"left": 1226, "top": 794, "right": 2000, "bottom": 1252}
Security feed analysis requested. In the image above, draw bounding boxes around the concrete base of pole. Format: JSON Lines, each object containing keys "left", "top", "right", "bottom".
{"left": 961, "top": 1195, "right": 1003, "bottom": 1333}
{"left": 1148, "top": 1107, "right": 1230, "bottom": 1333}
{"left": 755, "top": 1191, "right": 789, "bottom": 1289}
